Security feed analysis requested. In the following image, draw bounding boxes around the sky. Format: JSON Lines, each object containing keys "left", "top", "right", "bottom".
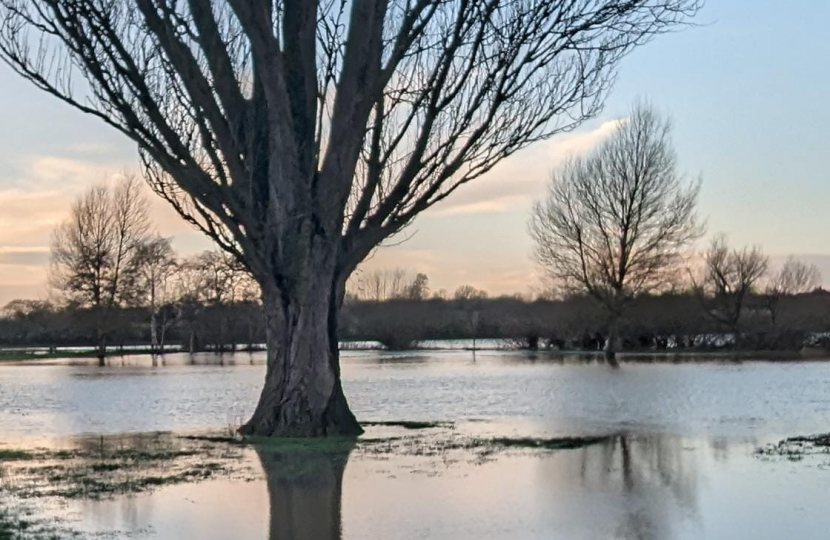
{"left": 1, "top": 1, "right": 829, "bottom": 306}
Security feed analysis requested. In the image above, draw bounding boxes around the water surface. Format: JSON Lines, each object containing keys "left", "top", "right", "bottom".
{"left": 1, "top": 351, "right": 829, "bottom": 539}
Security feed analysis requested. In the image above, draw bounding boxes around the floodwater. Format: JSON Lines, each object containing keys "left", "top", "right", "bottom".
{"left": 2, "top": 351, "right": 830, "bottom": 539}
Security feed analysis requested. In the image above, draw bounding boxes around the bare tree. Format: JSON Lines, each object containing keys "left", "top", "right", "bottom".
{"left": 350, "top": 268, "right": 408, "bottom": 301}
{"left": 0, "top": 0, "right": 700, "bottom": 436}
{"left": 50, "top": 175, "right": 151, "bottom": 364}
{"left": 172, "top": 257, "right": 208, "bottom": 355}
{"left": 694, "top": 235, "right": 768, "bottom": 343}
{"left": 191, "top": 250, "right": 251, "bottom": 305}
{"left": 454, "top": 285, "right": 489, "bottom": 301}
{"left": 349, "top": 268, "right": 428, "bottom": 301}
{"left": 530, "top": 103, "right": 702, "bottom": 361}
{"left": 135, "top": 236, "right": 178, "bottom": 354}
{"left": 763, "top": 257, "right": 821, "bottom": 329}
{"left": 175, "top": 250, "right": 261, "bottom": 352}
{"left": 406, "top": 273, "right": 430, "bottom": 301}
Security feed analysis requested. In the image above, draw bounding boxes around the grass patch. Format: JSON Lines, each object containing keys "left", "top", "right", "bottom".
{"left": 0, "top": 434, "right": 250, "bottom": 502}
{"left": 0, "top": 504, "right": 79, "bottom": 540}
{"left": 247, "top": 436, "right": 357, "bottom": 454}
{"left": 487, "top": 436, "right": 610, "bottom": 450}
{"left": 362, "top": 420, "right": 454, "bottom": 430}
{"left": 785, "top": 433, "right": 830, "bottom": 447}
{"left": 0, "top": 450, "right": 34, "bottom": 462}
{"left": 179, "top": 434, "right": 243, "bottom": 445}
{"left": 757, "top": 432, "right": 830, "bottom": 460}
{"left": 0, "top": 508, "right": 29, "bottom": 540}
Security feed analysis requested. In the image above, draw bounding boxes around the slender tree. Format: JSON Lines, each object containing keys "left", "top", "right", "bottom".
{"left": 135, "top": 236, "right": 178, "bottom": 354}
{"left": 50, "top": 175, "right": 151, "bottom": 364}
{"left": 0, "top": 0, "right": 700, "bottom": 436}
{"left": 530, "top": 104, "right": 702, "bottom": 360}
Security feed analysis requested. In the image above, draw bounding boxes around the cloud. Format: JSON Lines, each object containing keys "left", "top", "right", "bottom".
{"left": 0, "top": 153, "right": 127, "bottom": 302}
{"left": 426, "top": 119, "right": 622, "bottom": 217}
{"left": 0, "top": 246, "right": 50, "bottom": 266}
{"left": 23, "top": 155, "right": 118, "bottom": 188}
{"left": 429, "top": 195, "right": 530, "bottom": 217}
{"left": 63, "top": 142, "right": 119, "bottom": 155}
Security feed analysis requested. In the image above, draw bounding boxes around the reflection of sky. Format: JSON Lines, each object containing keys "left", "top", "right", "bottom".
{"left": 1, "top": 1, "right": 829, "bottom": 303}
{"left": 35, "top": 434, "right": 830, "bottom": 540}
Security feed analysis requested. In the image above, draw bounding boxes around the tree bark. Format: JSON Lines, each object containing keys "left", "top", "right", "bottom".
{"left": 240, "top": 267, "right": 362, "bottom": 438}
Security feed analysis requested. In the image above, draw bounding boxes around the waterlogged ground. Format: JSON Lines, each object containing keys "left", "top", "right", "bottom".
{"left": 2, "top": 351, "right": 830, "bottom": 539}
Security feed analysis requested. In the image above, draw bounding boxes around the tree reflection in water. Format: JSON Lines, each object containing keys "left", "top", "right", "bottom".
{"left": 576, "top": 434, "right": 702, "bottom": 540}
{"left": 256, "top": 443, "right": 354, "bottom": 540}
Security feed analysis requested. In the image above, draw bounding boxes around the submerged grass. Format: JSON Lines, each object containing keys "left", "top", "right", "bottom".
{"left": 0, "top": 434, "right": 250, "bottom": 502}
{"left": 362, "top": 420, "right": 454, "bottom": 430}
{"left": 487, "top": 435, "right": 610, "bottom": 450}
{"left": 0, "top": 504, "right": 79, "bottom": 540}
{"left": 247, "top": 436, "right": 357, "bottom": 454}
{"left": 757, "top": 432, "right": 830, "bottom": 460}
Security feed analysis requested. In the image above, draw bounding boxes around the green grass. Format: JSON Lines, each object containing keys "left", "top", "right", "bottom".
{"left": 785, "top": 433, "right": 830, "bottom": 447}
{"left": 362, "top": 420, "right": 454, "bottom": 430}
{"left": 0, "top": 450, "right": 34, "bottom": 461}
{"left": 0, "top": 506, "right": 72, "bottom": 540}
{"left": 486, "top": 435, "right": 610, "bottom": 450}
{"left": 247, "top": 436, "right": 357, "bottom": 454}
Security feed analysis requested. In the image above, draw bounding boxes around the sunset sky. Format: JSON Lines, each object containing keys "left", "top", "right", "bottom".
{"left": 1, "top": 1, "right": 828, "bottom": 306}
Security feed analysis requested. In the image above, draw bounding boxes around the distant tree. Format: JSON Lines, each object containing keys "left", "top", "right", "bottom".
{"left": 1, "top": 300, "right": 57, "bottom": 346}
{"left": 176, "top": 250, "right": 261, "bottom": 352}
{"left": 530, "top": 103, "right": 702, "bottom": 361}
{"left": 192, "top": 250, "right": 251, "bottom": 305}
{"left": 1, "top": 299, "right": 53, "bottom": 319}
{"left": 694, "top": 235, "right": 768, "bottom": 343}
{"left": 50, "top": 176, "right": 151, "bottom": 363}
{"left": 350, "top": 268, "right": 427, "bottom": 301}
{"left": 454, "top": 285, "right": 488, "bottom": 301}
{"left": 134, "top": 236, "right": 178, "bottom": 354}
{"left": 763, "top": 257, "right": 821, "bottom": 329}
{"left": 172, "top": 259, "right": 207, "bottom": 355}
{"left": 405, "top": 273, "right": 430, "bottom": 301}
{"left": 0, "top": 0, "right": 700, "bottom": 436}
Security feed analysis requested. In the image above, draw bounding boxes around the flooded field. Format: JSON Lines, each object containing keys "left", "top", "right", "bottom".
{"left": 2, "top": 351, "right": 830, "bottom": 539}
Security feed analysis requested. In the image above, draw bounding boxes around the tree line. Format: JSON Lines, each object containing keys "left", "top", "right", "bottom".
{"left": 4, "top": 252, "right": 827, "bottom": 357}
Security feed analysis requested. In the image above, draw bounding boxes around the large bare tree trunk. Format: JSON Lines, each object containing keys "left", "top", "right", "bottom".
{"left": 241, "top": 255, "right": 362, "bottom": 437}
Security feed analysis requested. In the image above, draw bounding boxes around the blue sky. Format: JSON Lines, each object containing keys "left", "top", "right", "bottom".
{"left": 1, "top": 1, "right": 829, "bottom": 303}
